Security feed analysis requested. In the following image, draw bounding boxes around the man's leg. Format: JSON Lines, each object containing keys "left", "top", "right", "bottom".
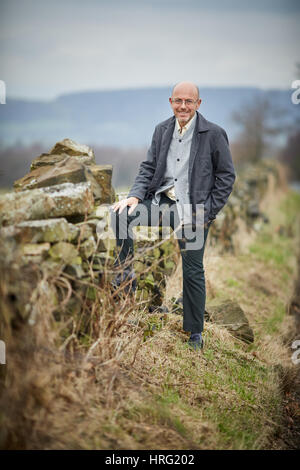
{"left": 110, "top": 199, "right": 153, "bottom": 270}
{"left": 109, "top": 198, "right": 151, "bottom": 291}
{"left": 177, "top": 225, "right": 210, "bottom": 346}
{"left": 110, "top": 195, "right": 175, "bottom": 288}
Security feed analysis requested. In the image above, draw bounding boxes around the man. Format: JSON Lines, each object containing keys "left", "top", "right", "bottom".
{"left": 111, "top": 81, "right": 235, "bottom": 350}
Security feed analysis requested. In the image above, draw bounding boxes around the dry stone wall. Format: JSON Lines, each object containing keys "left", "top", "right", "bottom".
{"left": 0, "top": 138, "right": 286, "bottom": 344}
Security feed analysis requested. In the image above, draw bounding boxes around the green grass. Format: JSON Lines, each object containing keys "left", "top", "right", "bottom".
{"left": 198, "top": 354, "right": 280, "bottom": 449}
{"left": 226, "top": 278, "right": 240, "bottom": 287}
{"left": 263, "top": 302, "right": 286, "bottom": 334}
{"left": 248, "top": 190, "right": 300, "bottom": 270}
{"left": 131, "top": 325, "right": 282, "bottom": 449}
{"left": 124, "top": 398, "right": 189, "bottom": 440}
{"left": 249, "top": 232, "right": 294, "bottom": 267}
{"left": 279, "top": 190, "right": 300, "bottom": 225}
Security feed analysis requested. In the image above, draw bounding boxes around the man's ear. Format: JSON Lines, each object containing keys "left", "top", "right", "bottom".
{"left": 196, "top": 99, "right": 202, "bottom": 110}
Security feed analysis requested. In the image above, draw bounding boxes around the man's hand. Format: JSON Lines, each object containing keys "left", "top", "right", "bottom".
{"left": 112, "top": 197, "right": 140, "bottom": 215}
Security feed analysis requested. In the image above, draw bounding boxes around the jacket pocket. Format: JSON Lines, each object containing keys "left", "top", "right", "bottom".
{"left": 195, "top": 190, "right": 209, "bottom": 203}
{"left": 194, "top": 190, "right": 211, "bottom": 218}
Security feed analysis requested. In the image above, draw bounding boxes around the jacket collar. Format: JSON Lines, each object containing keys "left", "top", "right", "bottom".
{"left": 162, "top": 111, "right": 209, "bottom": 133}
{"left": 195, "top": 111, "right": 210, "bottom": 132}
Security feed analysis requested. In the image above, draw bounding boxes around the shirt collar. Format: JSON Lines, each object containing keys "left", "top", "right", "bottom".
{"left": 176, "top": 112, "right": 196, "bottom": 135}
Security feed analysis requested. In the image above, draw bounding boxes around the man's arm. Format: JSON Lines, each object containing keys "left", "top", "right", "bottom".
{"left": 209, "top": 129, "right": 236, "bottom": 221}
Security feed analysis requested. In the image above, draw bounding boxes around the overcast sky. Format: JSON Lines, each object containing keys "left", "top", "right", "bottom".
{"left": 0, "top": 0, "right": 299, "bottom": 100}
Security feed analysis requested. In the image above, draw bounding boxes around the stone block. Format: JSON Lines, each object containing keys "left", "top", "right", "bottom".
{"left": 49, "top": 138, "right": 95, "bottom": 161}
{"left": 206, "top": 300, "right": 254, "bottom": 343}
{"left": 79, "top": 236, "right": 97, "bottom": 259}
{"left": 21, "top": 242, "right": 51, "bottom": 257}
{"left": 89, "top": 165, "right": 114, "bottom": 203}
{"left": 0, "top": 182, "right": 94, "bottom": 226}
{"left": 0, "top": 218, "right": 79, "bottom": 243}
{"left": 14, "top": 157, "right": 102, "bottom": 201}
{"left": 49, "top": 242, "right": 81, "bottom": 265}
{"left": 92, "top": 204, "right": 112, "bottom": 220}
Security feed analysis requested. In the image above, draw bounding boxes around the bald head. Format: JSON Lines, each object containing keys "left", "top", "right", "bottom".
{"left": 169, "top": 81, "right": 201, "bottom": 127}
{"left": 171, "top": 81, "right": 200, "bottom": 100}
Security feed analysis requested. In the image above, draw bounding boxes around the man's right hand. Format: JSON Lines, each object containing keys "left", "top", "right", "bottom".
{"left": 112, "top": 197, "right": 140, "bottom": 215}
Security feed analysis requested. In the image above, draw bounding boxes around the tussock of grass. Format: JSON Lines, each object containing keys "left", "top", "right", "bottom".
{"left": 121, "top": 318, "right": 282, "bottom": 449}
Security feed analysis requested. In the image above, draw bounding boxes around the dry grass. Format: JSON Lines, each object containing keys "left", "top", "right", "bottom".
{"left": 0, "top": 187, "right": 300, "bottom": 449}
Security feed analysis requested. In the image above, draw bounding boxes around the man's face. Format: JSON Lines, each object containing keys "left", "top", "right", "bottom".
{"left": 169, "top": 85, "right": 201, "bottom": 126}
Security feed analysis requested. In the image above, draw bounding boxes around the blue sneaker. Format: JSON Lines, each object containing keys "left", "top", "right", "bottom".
{"left": 188, "top": 333, "right": 204, "bottom": 350}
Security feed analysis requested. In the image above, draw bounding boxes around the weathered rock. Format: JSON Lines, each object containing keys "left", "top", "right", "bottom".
{"left": 31, "top": 153, "right": 75, "bottom": 170}
{"left": 82, "top": 166, "right": 103, "bottom": 200}
{"left": 30, "top": 153, "right": 66, "bottom": 170}
{"left": 49, "top": 242, "right": 81, "bottom": 265}
{"left": 133, "top": 226, "right": 164, "bottom": 242}
{"left": 96, "top": 218, "right": 116, "bottom": 252}
{"left": 97, "top": 231, "right": 116, "bottom": 252}
{"left": 0, "top": 219, "right": 79, "bottom": 244}
{"left": 91, "top": 203, "right": 112, "bottom": 220}
{"left": 77, "top": 219, "right": 100, "bottom": 237}
{"left": 0, "top": 182, "right": 94, "bottom": 226}
{"left": 0, "top": 237, "right": 40, "bottom": 328}
{"left": 88, "top": 257, "right": 102, "bottom": 271}
{"left": 30, "top": 152, "right": 95, "bottom": 171}
{"left": 79, "top": 236, "right": 97, "bottom": 259}
{"left": 206, "top": 300, "right": 254, "bottom": 343}
{"left": 21, "top": 242, "right": 51, "bottom": 257}
{"left": 49, "top": 138, "right": 95, "bottom": 161}
{"left": 15, "top": 158, "right": 85, "bottom": 191}
{"left": 27, "top": 279, "right": 59, "bottom": 326}
{"left": 75, "top": 222, "right": 95, "bottom": 241}
{"left": 63, "top": 264, "right": 86, "bottom": 278}
{"left": 133, "top": 260, "right": 145, "bottom": 274}
{"left": 89, "top": 165, "right": 114, "bottom": 203}
{"left": 14, "top": 157, "right": 102, "bottom": 201}
{"left": 93, "top": 207, "right": 114, "bottom": 243}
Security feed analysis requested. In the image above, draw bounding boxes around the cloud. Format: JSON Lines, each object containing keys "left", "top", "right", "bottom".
{"left": 0, "top": 0, "right": 299, "bottom": 99}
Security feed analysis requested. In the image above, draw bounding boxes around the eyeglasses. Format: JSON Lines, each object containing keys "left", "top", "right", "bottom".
{"left": 171, "top": 98, "right": 198, "bottom": 106}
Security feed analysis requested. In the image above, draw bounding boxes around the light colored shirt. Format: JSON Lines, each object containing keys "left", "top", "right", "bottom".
{"left": 151, "top": 112, "right": 196, "bottom": 225}
{"left": 164, "top": 113, "right": 196, "bottom": 201}
{"left": 176, "top": 112, "right": 196, "bottom": 136}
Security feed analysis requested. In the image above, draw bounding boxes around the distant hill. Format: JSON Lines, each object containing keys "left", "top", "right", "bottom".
{"left": 0, "top": 86, "right": 297, "bottom": 147}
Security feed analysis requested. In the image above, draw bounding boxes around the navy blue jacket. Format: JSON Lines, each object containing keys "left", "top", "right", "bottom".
{"left": 128, "top": 111, "right": 236, "bottom": 224}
